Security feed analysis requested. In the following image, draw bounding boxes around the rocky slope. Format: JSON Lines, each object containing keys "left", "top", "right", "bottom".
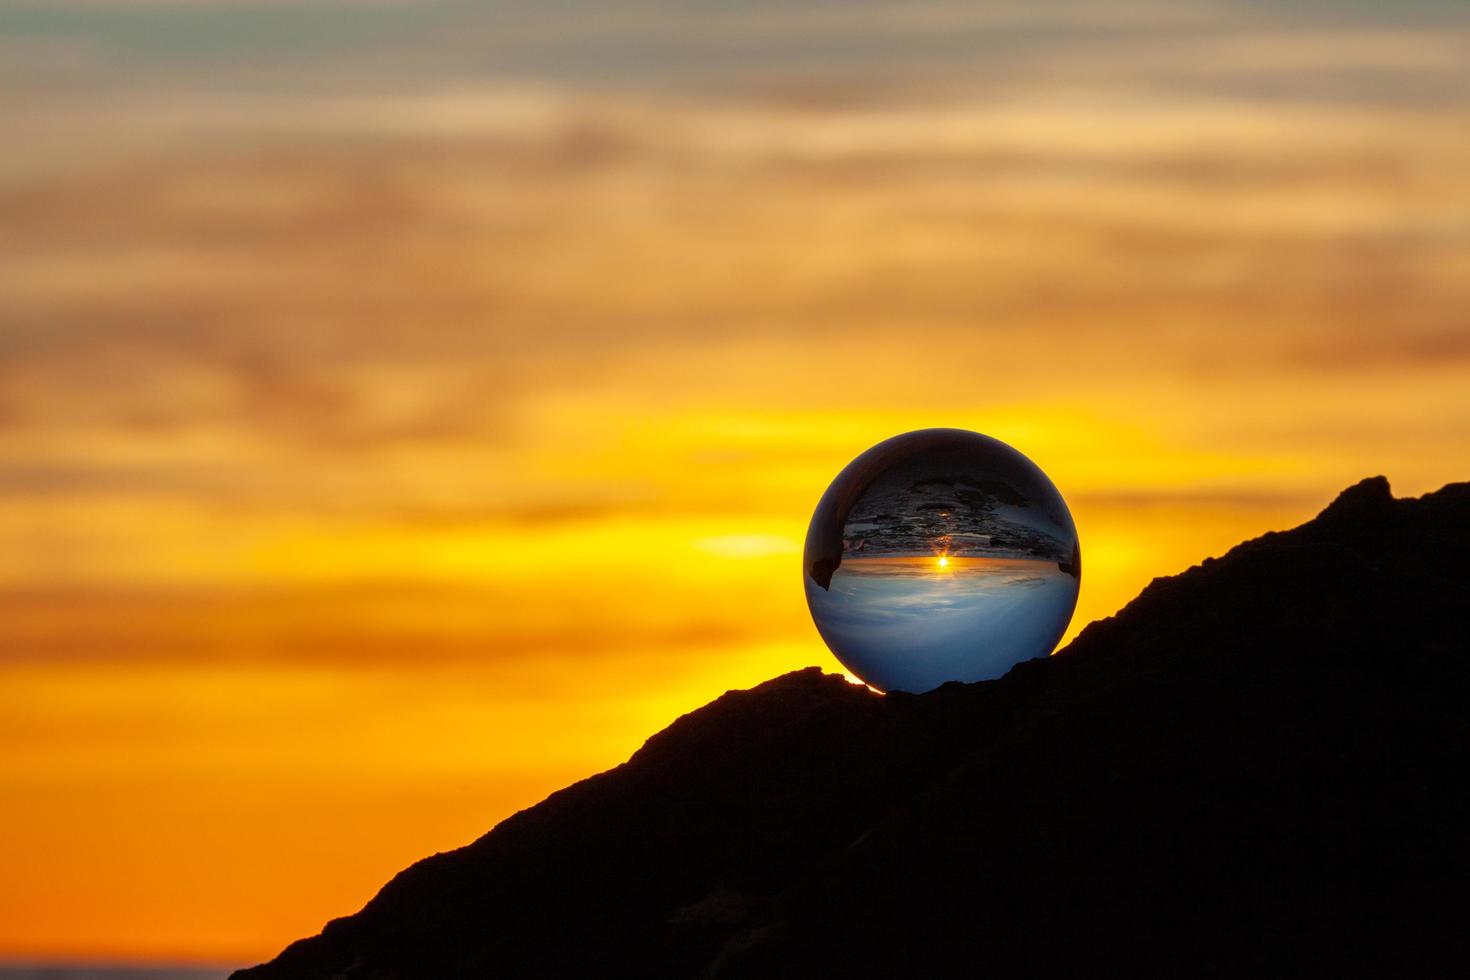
{"left": 236, "top": 477, "right": 1469, "bottom": 978}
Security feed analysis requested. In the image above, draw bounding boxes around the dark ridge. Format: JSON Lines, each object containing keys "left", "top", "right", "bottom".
{"left": 1317, "top": 473, "right": 1394, "bottom": 520}
{"left": 1057, "top": 539, "right": 1081, "bottom": 578}
{"left": 236, "top": 478, "right": 1470, "bottom": 979}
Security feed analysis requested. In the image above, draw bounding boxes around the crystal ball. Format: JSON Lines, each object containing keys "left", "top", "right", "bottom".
{"left": 804, "top": 428, "right": 1081, "bottom": 693}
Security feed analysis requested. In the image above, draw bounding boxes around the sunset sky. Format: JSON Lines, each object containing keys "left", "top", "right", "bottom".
{"left": 3, "top": 0, "right": 1469, "bottom": 968}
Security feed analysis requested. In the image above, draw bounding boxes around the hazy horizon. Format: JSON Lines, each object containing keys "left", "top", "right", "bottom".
{"left": 0, "top": 962, "right": 234, "bottom": 979}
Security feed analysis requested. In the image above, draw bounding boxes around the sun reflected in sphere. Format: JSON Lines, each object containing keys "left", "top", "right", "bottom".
{"left": 804, "top": 428, "right": 1081, "bottom": 694}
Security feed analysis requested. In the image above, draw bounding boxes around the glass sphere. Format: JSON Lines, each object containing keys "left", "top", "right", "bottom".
{"left": 804, "top": 429, "right": 1080, "bottom": 693}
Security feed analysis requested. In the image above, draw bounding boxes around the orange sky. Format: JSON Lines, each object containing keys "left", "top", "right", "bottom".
{"left": 2, "top": 0, "right": 1469, "bottom": 968}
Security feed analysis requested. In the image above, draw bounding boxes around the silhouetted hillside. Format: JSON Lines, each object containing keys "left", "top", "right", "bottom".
{"left": 237, "top": 477, "right": 1470, "bottom": 979}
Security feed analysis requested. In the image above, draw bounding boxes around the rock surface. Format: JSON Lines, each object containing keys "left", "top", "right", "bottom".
{"left": 236, "top": 478, "right": 1470, "bottom": 979}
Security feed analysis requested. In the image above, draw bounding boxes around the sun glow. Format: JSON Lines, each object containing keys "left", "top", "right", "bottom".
{"left": 3, "top": 0, "right": 1469, "bottom": 964}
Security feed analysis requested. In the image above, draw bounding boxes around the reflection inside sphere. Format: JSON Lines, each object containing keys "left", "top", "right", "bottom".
{"left": 804, "top": 429, "right": 1080, "bottom": 694}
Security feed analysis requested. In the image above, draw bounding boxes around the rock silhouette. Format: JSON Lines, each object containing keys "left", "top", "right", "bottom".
{"left": 236, "top": 477, "right": 1469, "bottom": 979}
